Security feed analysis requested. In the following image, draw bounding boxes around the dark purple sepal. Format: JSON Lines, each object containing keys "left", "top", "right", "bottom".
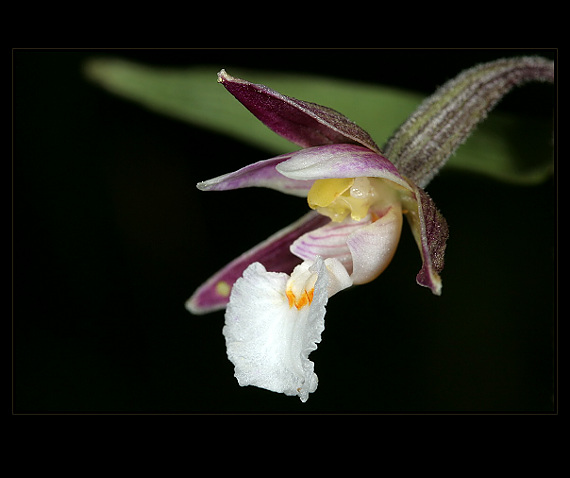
{"left": 217, "top": 70, "right": 382, "bottom": 154}
{"left": 186, "top": 211, "right": 330, "bottom": 314}
{"left": 402, "top": 185, "right": 449, "bottom": 295}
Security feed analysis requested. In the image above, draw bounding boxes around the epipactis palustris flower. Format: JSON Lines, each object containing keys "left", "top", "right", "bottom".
{"left": 186, "top": 58, "right": 554, "bottom": 402}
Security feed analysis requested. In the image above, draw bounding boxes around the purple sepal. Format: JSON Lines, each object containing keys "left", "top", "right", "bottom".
{"left": 186, "top": 211, "right": 330, "bottom": 314}
{"left": 402, "top": 185, "right": 449, "bottom": 295}
{"left": 197, "top": 152, "right": 313, "bottom": 197}
{"left": 218, "top": 70, "right": 381, "bottom": 153}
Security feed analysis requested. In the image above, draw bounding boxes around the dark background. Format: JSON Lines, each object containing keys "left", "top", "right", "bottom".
{"left": 14, "top": 49, "right": 556, "bottom": 413}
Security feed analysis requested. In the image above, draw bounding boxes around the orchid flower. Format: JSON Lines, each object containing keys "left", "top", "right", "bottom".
{"left": 186, "top": 58, "right": 554, "bottom": 402}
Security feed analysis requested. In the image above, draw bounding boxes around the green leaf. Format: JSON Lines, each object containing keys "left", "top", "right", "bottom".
{"left": 84, "top": 58, "right": 553, "bottom": 184}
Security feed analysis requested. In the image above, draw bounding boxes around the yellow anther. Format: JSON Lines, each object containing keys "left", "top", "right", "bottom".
{"left": 307, "top": 177, "right": 379, "bottom": 222}
{"left": 307, "top": 178, "right": 354, "bottom": 208}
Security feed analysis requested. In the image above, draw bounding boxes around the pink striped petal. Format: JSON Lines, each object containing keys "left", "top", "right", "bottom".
{"left": 276, "top": 144, "right": 413, "bottom": 192}
{"left": 290, "top": 205, "right": 404, "bottom": 285}
{"left": 290, "top": 216, "right": 370, "bottom": 276}
{"left": 347, "top": 205, "right": 403, "bottom": 285}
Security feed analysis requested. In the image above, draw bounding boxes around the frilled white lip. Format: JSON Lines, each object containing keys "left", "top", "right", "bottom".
{"left": 223, "top": 256, "right": 351, "bottom": 402}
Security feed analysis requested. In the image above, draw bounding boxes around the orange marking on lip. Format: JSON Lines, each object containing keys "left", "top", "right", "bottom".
{"left": 286, "top": 288, "right": 315, "bottom": 310}
{"left": 286, "top": 290, "right": 295, "bottom": 308}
